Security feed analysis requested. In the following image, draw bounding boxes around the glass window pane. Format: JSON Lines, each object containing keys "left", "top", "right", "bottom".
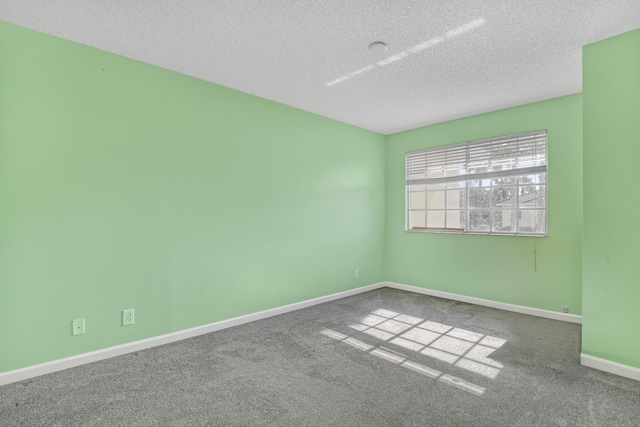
{"left": 468, "top": 188, "right": 490, "bottom": 208}
{"left": 446, "top": 210, "right": 465, "bottom": 229}
{"left": 468, "top": 178, "right": 491, "bottom": 188}
{"left": 426, "top": 191, "right": 445, "bottom": 209}
{"left": 468, "top": 179, "right": 481, "bottom": 188}
{"left": 519, "top": 174, "right": 546, "bottom": 184}
{"left": 518, "top": 182, "right": 543, "bottom": 195}
{"left": 519, "top": 185, "right": 545, "bottom": 208}
{"left": 409, "top": 191, "right": 426, "bottom": 209}
{"left": 446, "top": 180, "right": 466, "bottom": 189}
{"left": 492, "top": 187, "right": 516, "bottom": 208}
{"left": 468, "top": 210, "right": 490, "bottom": 232}
{"left": 409, "top": 184, "right": 426, "bottom": 191}
{"left": 518, "top": 210, "right": 546, "bottom": 234}
{"left": 426, "top": 183, "right": 446, "bottom": 190}
{"left": 493, "top": 210, "right": 516, "bottom": 232}
{"left": 534, "top": 210, "right": 546, "bottom": 234}
{"left": 426, "top": 210, "right": 445, "bottom": 228}
{"left": 446, "top": 189, "right": 466, "bottom": 209}
{"left": 492, "top": 176, "right": 517, "bottom": 186}
{"left": 409, "top": 211, "right": 426, "bottom": 229}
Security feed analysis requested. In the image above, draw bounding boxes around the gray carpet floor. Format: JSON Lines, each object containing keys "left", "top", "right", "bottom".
{"left": 1, "top": 288, "right": 639, "bottom": 426}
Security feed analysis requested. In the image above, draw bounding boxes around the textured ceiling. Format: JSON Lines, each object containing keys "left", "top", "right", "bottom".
{"left": 2, "top": 1, "right": 640, "bottom": 134}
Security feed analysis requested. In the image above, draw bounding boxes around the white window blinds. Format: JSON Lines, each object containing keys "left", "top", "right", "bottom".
{"left": 406, "top": 131, "right": 547, "bottom": 186}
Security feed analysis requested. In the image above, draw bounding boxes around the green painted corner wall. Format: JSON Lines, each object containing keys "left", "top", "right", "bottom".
{"left": 0, "top": 21, "right": 386, "bottom": 373}
{"left": 384, "top": 95, "right": 583, "bottom": 313}
{"left": 582, "top": 28, "right": 640, "bottom": 368}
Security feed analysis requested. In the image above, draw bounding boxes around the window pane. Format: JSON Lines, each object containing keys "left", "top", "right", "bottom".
{"left": 519, "top": 174, "right": 546, "bottom": 184}
{"left": 426, "top": 191, "right": 445, "bottom": 209}
{"left": 409, "top": 191, "right": 426, "bottom": 209}
{"left": 468, "top": 188, "right": 490, "bottom": 208}
{"left": 493, "top": 210, "right": 516, "bottom": 232}
{"left": 492, "top": 176, "right": 517, "bottom": 186}
{"left": 409, "top": 211, "right": 426, "bottom": 229}
{"left": 446, "top": 210, "right": 465, "bottom": 229}
{"left": 426, "top": 210, "right": 445, "bottom": 228}
{"left": 446, "top": 189, "right": 466, "bottom": 209}
{"left": 468, "top": 210, "right": 490, "bottom": 232}
{"left": 518, "top": 210, "right": 546, "bottom": 234}
{"left": 519, "top": 185, "right": 545, "bottom": 208}
{"left": 468, "top": 179, "right": 491, "bottom": 188}
{"left": 426, "top": 183, "right": 446, "bottom": 190}
{"left": 446, "top": 180, "right": 466, "bottom": 189}
{"left": 492, "top": 187, "right": 516, "bottom": 208}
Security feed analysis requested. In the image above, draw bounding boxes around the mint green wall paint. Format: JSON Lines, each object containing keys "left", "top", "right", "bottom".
{"left": 9, "top": 17, "right": 639, "bottom": 377}
{"left": 385, "top": 95, "right": 583, "bottom": 313}
{"left": 0, "top": 21, "right": 385, "bottom": 373}
{"left": 582, "top": 29, "right": 640, "bottom": 368}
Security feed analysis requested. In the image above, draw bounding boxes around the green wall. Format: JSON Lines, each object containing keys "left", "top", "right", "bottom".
{"left": 0, "top": 21, "right": 386, "bottom": 373}
{"left": 582, "top": 29, "right": 640, "bottom": 368}
{"left": 385, "top": 95, "right": 583, "bottom": 313}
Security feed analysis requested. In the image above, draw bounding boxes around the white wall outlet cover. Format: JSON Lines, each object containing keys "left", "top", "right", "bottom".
{"left": 122, "top": 309, "right": 135, "bottom": 326}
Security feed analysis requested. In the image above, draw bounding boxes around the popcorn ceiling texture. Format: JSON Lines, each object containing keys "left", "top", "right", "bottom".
{"left": 1, "top": 0, "right": 639, "bottom": 134}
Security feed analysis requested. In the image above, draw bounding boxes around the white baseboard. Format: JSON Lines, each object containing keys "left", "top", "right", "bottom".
{"left": 0, "top": 282, "right": 386, "bottom": 387}
{"left": 581, "top": 354, "right": 640, "bottom": 382}
{"left": 4, "top": 280, "right": 636, "bottom": 386}
{"left": 0, "top": 281, "right": 586, "bottom": 387}
{"left": 383, "top": 281, "right": 582, "bottom": 324}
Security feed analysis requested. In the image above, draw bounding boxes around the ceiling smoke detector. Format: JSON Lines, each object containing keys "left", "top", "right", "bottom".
{"left": 368, "top": 42, "right": 388, "bottom": 53}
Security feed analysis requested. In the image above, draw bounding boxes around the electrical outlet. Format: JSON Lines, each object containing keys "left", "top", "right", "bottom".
{"left": 122, "top": 309, "right": 135, "bottom": 326}
{"left": 355, "top": 269, "right": 359, "bottom": 278}
{"left": 562, "top": 306, "right": 569, "bottom": 313}
{"left": 72, "top": 319, "right": 85, "bottom": 336}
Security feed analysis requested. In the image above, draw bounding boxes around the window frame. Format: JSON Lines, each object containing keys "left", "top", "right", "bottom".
{"left": 405, "top": 131, "right": 548, "bottom": 237}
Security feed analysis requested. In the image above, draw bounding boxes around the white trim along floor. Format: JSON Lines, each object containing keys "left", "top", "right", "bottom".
{"left": 3, "top": 281, "right": 639, "bottom": 386}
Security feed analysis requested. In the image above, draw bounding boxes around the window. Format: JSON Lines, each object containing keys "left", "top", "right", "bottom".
{"left": 405, "top": 131, "right": 547, "bottom": 236}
